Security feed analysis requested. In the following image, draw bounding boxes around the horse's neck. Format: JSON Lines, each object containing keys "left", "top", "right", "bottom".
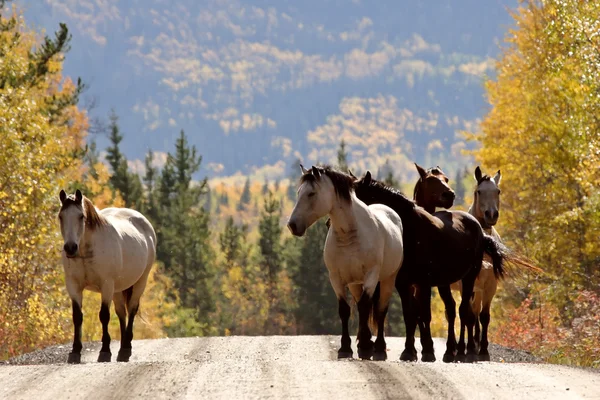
{"left": 414, "top": 185, "right": 435, "bottom": 214}
{"left": 328, "top": 194, "right": 363, "bottom": 238}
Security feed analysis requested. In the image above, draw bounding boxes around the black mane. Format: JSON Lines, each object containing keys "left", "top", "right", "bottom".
{"left": 300, "top": 165, "right": 355, "bottom": 202}
{"left": 355, "top": 176, "right": 418, "bottom": 216}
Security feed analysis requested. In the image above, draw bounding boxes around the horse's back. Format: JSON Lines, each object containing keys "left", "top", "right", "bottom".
{"left": 101, "top": 207, "right": 157, "bottom": 264}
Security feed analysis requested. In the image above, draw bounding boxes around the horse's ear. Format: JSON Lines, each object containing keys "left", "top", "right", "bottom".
{"left": 75, "top": 189, "right": 83, "bottom": 203}
{"left": 311, "top": 166, "right": 321, "bottom": 178}
{"left": 493, "top": 170, "right": 502, "bottom": 185}
{"left": 348, "top": 169, "right": 356, "bottom": 179}
{"left": 415, "top": 163, "right": 427, "bottom": 179}
{"left": 364, "top": 170, "right": 372, "bottom": 185}
{"left": 300, "top": 164, "right": 308, "bottom": 175}
{"left": 474, "top": 166, "right": 483, "bottom": 182}
{"left": 59, "top": 190, "right": 66, "bottom": 204}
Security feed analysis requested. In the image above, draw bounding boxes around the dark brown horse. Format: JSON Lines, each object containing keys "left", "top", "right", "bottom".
{"left": 354, "top": 168, "right": 507, "bottom": 363}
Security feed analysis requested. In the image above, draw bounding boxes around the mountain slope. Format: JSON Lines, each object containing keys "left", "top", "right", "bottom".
{"left": 20, "top": 0, "right": 517, "bottom": 180}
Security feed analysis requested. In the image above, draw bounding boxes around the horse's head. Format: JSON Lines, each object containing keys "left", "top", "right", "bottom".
{"left": 354, "top": 170, "right": 378, "bottom": 206}
{"left": 58, "top": 189, "right": 85, "bottom": 258}
{"left": 287, "top": 165, "right": 354, "bottom": 236}
{"left": 413, "top": 163, "right": 455, "bottom": 211}
{"left": 473, "top": 166, "right": 501, "bottom": 227}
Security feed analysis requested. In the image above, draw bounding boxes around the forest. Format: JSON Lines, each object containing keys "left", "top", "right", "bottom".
{"left": 0, "top": 0, "right": 598, "bottom": 367}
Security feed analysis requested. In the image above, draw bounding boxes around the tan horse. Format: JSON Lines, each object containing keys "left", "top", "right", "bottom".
{"left": 450, "top": 166, "right": 502, "bottom": 361}
{"left": 59, "top": 189, "right": 157, "bottom": 364}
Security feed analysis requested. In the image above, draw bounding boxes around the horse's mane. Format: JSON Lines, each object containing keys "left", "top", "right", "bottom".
{"left": 60, "top": 194, "right": 107, "bottom": 231}
{"left": 300, "top": 165, "right": 355, "bottom": 202}
{"left": 476, "top": 175, "right": 492, "bottom": 185}
{"left": 358, "top": 177, "right": 417, "bottom": 214}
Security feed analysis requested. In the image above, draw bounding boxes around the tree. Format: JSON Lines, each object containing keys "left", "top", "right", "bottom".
{"left": 262, "top": 179, "right": 269, "bottom": 195}
{"left": 156, "top": 130, "right": 214, "bottom": 333}
{"left": 0, "top": 11, "right": 89, "bottom": 358}
{"left": 287, "top": 158, "right": 303, "bottom": 201}
{"left": 105, "top": 110, "right": 143, "bottom": 208}
{"left": 337, "top": 139, "right": 349, "bottom": 171}
{"left": 453, "top": 168, "right": 466, "bottom": 206}
{"left": 141, "top": 149, "right": 159, "bottom": 222}
{"left": 238, "top": 177, "right": 251, "bottom": 210}
{"left": 467, "top": 0, "right": 600, "bottom": 366}
{"left": 292, "top": 222, "right": 339, "bottom": 334}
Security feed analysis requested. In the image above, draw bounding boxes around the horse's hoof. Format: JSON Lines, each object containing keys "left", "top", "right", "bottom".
{"left": 97, "top": 351, "right": 112, "bottom": 363}
{"left": 373, "top": 351, "right": 387, "bottom": 361}
{"left": 67, "top": 352, "right": 81, "bottom": 364}
{"left": 442, "top": 353, "right": 455, "bottom": 363}
{"left": 400, "top": 349, "right": 418, "bottom": 362}
{"left": 465, "top": 353, "right": 478, "bottom": 363}
{"left": 338, "top": 349, "right": 353, "bottom": 359}
{"left": 478, "top": 352, "right": 490, "bottom": 362}
{"left": 455, "top": 353, "right": 466, "bottom": 363}
{"left": 357, "top": 347, "right": 373, "bottom": 360}
{"left": 421, "top": 352, "right": 436, "bottom": 363}
{"left": 117, "top": 348, "right": 132, "bottom": 362}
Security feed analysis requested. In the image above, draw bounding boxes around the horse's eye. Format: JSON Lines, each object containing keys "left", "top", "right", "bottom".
{"left": 79, "top": 215, "right": 84, "bottom": 220}
{"left": 308, "top": 192, "right": 316, "bottom": 198}
{"left": 477, "top": 190, "right": 481, "bottom": 195}
{"left": 498, "top": 190, "right": 501, "bottom": 195}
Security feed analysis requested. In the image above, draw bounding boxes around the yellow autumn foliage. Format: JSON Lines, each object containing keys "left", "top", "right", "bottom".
{"left": 0, "top": 11, "right": 84, "bottom": 359}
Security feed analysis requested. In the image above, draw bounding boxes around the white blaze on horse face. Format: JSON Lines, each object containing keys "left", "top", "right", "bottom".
{"left": 60, "top": 205, "right": 85, "bottom": 257}
{"left": 287, "top": 178, "right": 333, "bottom": 236}
{"left": 476, "top": 179, "right": 501, "bottom": 226}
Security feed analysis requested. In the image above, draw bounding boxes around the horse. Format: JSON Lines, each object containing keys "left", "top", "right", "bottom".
{"left": 353, "top": 166, "right": 507, "bottom": 363}
{"left": 58, "top": 189, "right": 157, "bottom": 364}
{"left": 287, "top": 165, "right": 404, "bottom": 361}
{"left": 421, "top": 166, "right": 503, "bottom": 361}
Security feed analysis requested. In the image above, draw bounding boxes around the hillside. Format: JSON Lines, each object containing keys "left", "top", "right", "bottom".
{"left": 19, "top": 0, "right": 516, "bottom": 181}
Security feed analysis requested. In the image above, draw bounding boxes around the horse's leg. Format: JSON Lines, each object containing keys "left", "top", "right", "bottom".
{"left": 67, "top": 296, "right": 83, "bottom": 364}
{"left": 398, "top": 282, "right": 418, "bottom": 361}
{"left": 417, "top": 285, "right": 435, "bottom": 362}
{"left": 438, "top": 285, "right": 457, "bottom": 363}
{"left": 459, "top": 274, "right": 478, "bottom": 363}
{"left": 348, "top": 283, "right": 364, "bottom": 343}
{"left": 113, "top": 291, "right": 128, "bottom": 362}
{"left": 478, "top": 278, "right": 497, "bottom": 362}
{"left": 98, "top": 280, "right": 115, "bottom": 362}
{"left": 356, "top": 290, "right": 374, "bottom": 360}
{"left": 119, "top": 265, "right": 153, "bottom": 362}
{"left": 373, "top": 277, "right": 394, "bottom": 361}
{"left": 330, "top": 272, "right": 352, "bottom": 359}
{"left": 472, "top": 290, "right": 483, "bottom": 353}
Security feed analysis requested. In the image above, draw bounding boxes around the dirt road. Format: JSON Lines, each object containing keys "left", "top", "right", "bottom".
{"left": 1, "top": 336, "right": 599, "bottom": 399}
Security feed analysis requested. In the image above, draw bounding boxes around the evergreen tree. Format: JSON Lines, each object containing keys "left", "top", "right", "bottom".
{"left": 337, "top": 139, "right": 349, "bottom": 171}
{"left": 287, "top": 158, "right": 303, "bottom": 201}
{"left": 219, "top": 216, "right": 248, "bottom": 266}
{"left": 238, "top": 177, "right": 251, "bottom": 210}
{"left": 141, "top": 149, "right": 159, "bottom": 222}
{"left": 156, "top": 130, "right": 214, "bottom": 331}
{"left": 454, "top": 167, "right": 466, "bottom": 206}
{"left": 104, "top": 110, "right": 142, "bottom": 208}
{"left": 292, "top": 222, "right": 339, "bottom": 334}
{"left": 258, "top": 191, "right": 283, "bottom": 283}
{"left": 262, "top": 179, "right": 269, "bottom": 195}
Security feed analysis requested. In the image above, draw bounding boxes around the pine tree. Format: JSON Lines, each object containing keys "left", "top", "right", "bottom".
{"left": 219, "top": 216, "right": 248, "bottom": 266}
{"left": 287, "top": 158, "right": 303, "bottom": 201}
{"left": 238, "top": 177, "right": 251, "bottom": 210}
{"left": 292, "top": 222, "right": 339, "bottom": 334}
{"left": 337, "top": 139, "right": 349, "bottom": 171}
{"left": 258, "top": 191, "right": 282, "bottom": 282}
{"left": 262, "top": 179, "right": 269, "bottom": 195}
{"left": 104, "top": 110, "right": 142, "bottom": 208}
{"left": 156, "top": 130, "right": 214, "bottom": 331}
{"left": 141, "top": 149, "right": 159, "bottom": 223}
{"left": 454, "top": 168, "right": 466, "bottom": 206}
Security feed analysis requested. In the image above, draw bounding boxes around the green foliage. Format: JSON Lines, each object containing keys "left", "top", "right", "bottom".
{"left": 105, "top": 110, "right": 143, "bottom": 208}
{"left": 238, "top": 177, "right": 251, "bottom": 210}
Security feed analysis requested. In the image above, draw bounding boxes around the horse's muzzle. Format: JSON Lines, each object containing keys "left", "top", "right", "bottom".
{"left": 64, "top": 242, "right": 79, "bottom": 258}
{"left": 287, "top": 220, "right": 305, "bottom": 237}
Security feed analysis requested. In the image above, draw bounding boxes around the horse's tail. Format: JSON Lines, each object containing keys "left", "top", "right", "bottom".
{"left": 369, "top": 282, "right": 381, "bottom": 335}
{"left": 482, "top": 234, "right": 507, "bottom": 280}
